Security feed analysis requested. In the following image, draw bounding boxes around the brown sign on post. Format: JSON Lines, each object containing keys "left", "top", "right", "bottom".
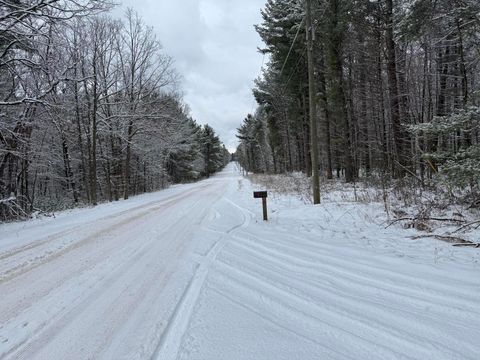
{"left": 253, "top": 191, "right": 267, "bottom": 199}
{"left": 253, "top": 191, "right": 268, "bottom": 221}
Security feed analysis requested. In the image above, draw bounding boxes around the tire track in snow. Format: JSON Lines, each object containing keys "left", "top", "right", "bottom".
{"left": 226, "top": 237, "right": 480, "bottom": 330}
{"left": 151, "top": 198, "right": 252, "bottom": 360}
{"left": 1, "top": 187, "right": 218, "bottom": 360}
{"left": 207, "top": 284, "right": 358, "bottom": 360}
{"left": 235, "top": 229, "right": 480, "bottom": 306}
{"left": 1, "top": 239, "right": 155, "bottom": 359}
{"left": 211, "top": 261, "right": 478, "bottom": 360}
{"left": 0, "top": 185, "right": 217, "bottom": 328}
{"left": 241, "top": 225, "right": 477, "bottom": 284}
{"left": 244, "top": 224, "right": 478, "bottom": 287}
{"left": 215, "top": 247, "right": 480, "bottom": 358}
{"left": 0, "top": 186, "right": 209, "bottom": 284}
{"left": 0, "top": 185, "right": 209, "bottom": 262}
{"left": 229, "top": 234, "right": 480, "bottom": 316}
{"left": 4, "top": 217, "right": 190, "bottom": 360}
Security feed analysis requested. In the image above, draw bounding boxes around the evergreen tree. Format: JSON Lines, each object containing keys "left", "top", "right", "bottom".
{"left": 200, "top": 125, "right": 228, "bottom": 178}
{"left": 240, "top": 0, "right": 480, "bottom": 199}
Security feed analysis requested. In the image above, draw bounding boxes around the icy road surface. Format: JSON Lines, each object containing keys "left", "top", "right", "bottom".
{"left": 1, "top": 163, "right": 479, "bottom": 360}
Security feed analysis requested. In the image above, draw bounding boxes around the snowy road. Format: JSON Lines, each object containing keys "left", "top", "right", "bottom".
{"left": 1, "top": 163, "right": 480, "bottom": 360}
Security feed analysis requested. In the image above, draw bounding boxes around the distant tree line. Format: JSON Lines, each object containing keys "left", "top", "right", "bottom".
{"left": 0, "top": 0, "right": 229, "bottom": 221}
{"left": 237, "top": 0, "right": 480, "bottom": 199}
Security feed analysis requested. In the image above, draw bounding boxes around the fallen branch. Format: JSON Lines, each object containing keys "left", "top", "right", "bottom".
{"left": 386, "top": 216, "right": 466, "bottom": 228}
{"left": 453, "top": 220, "right": 480, "bottom": 233}
{"left": 410, "top": 234, "right": 479, "bottom": 247}
{"left": 410, "top": 234, "right": 470, "bottom": 243}
{"left": 452, "top": 243, "right": 480, "bottom": 248}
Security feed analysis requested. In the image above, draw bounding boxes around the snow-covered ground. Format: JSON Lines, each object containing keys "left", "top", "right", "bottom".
{"left": 0, "top": 163, "right": 479, "bottom": 360}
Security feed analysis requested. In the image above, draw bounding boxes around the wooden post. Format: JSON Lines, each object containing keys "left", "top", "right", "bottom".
{"left": 253, "top": 191, "right": 268, "bottom": 221}
{"left": 262, "top": 197, "right": 268, "bottom": 221}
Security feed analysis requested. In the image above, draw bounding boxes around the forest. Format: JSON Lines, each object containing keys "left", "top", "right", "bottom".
{"left": 237, "top": 0, "right": 480, "bottom": 206}
{"left": 0, "top": 0, "right": 230, "bottom": 221}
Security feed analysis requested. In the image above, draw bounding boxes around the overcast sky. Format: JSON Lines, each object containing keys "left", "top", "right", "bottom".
{"left": 118, "top": 0, "right": 266, "bottom": 152}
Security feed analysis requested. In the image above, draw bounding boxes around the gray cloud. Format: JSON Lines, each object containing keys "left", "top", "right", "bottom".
{"left": 119, "top": 0, "right": 266, "bottom": 152}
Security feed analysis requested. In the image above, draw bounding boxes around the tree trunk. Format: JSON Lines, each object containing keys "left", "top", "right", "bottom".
{"left": 124, "top": 120, "right": 134, "bottom": 200}
{"left": 385, "top": 0, "right": 405, "bottom": 177}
